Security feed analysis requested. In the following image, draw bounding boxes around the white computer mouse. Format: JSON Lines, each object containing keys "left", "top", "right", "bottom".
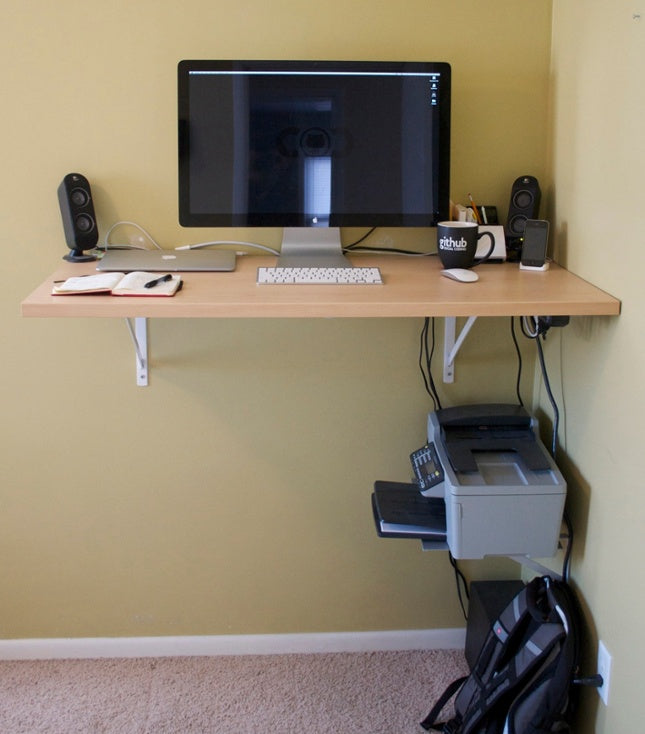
{"left": 440, "top": 268, "right": 479, "bottom": 283}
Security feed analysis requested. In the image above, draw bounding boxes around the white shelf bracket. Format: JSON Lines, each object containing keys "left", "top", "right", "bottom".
{"left": 443, "top": 316, "right": 478, "bottom": 382}
{"left": 125, "top": 317, "right": 149, "bottom": 386}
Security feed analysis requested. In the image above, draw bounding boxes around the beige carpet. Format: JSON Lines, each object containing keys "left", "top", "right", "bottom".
{"left": 0, "top": 649, "right": 468, "bottom": 733}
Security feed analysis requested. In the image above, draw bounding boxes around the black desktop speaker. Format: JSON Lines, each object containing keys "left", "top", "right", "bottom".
{"left": 505, "top": 175, "right": 541, "bottom": 260}
{"left": 57, "top": 172, "right": 99, "bottom": 262}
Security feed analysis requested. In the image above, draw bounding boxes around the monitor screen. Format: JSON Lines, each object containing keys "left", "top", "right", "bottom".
{"left": 178, "top": 60, "right": 451, "bottom": 266}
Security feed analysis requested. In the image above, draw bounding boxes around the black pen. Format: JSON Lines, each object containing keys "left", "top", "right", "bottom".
{"left": 144, "top": 274, "right": 173, "bottom": 289}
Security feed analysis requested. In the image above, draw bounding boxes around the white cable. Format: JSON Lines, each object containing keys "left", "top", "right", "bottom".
{"left": 124, "top": 318, "right": 145, "bottom": 367}
{"left": 102, "top": 221, "right": 163, "bottom": 250}
{"left": 101, "top": 222, "right": 280, "bottom": 256}
{"left": 522, "top": 315, "right": 540, "bottom": 339}
{"left": 175, "top": 240, "right": 280, "bottom": 255}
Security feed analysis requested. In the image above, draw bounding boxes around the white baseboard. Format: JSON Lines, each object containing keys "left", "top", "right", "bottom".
{"left": 0, "top": 628, "right": 466, "bottom": 661}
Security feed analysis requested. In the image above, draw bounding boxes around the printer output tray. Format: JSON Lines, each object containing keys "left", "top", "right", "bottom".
{"left": 371, "top": 481, "right": 446, "bottom": 541}
{"left": 435, "top": 404, "right": 551, "bottom": 473}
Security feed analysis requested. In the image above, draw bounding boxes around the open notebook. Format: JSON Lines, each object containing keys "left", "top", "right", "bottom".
{"left": 52, "top": 271, "right": 182, "bottom": 296}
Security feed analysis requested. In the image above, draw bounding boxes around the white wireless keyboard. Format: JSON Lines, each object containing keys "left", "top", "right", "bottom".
{"left": 257, "top": 266, "right": 383, "bottom": 285}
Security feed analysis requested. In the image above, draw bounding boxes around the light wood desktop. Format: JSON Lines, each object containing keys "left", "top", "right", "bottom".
{"left": 22, "top": 254, "right": 620, "bottom": 320}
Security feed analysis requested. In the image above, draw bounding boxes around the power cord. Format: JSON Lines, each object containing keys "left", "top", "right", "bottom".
{"left": 177, "top": 240, "right": 279, "bottom": 255}
{"left": 99, "top": 219, "right": 281, "bottom": 256}
{"left": 100, "top": 220, "right": 164, "bottom": 251}
{"left": 419, "top": 317, "right": 442, "bottom": 411}
{"left": 343, "top": 227, "right": 377, "bottom": 250}
{"left": 521, "top": 315, "right": 572, "bottom": 581}
{"left": 536, "top": 336, "right": 560, "bottom": 457}
{"left": 344, "top": 227, "right": 435, "bottom": 256}
{"left": 521, "top": 316, "right": 564, "bottom": 456}
{"left": 561, "top": 511, "right": 573, "bottom": 583}
{"left": 449, "top": 553, "right": 469, "bottom": 621}
{"left": 510, "top": 317, "right": 525, "bottom": 407}
{"left": 99, "top": 222, "right": 437, "bottom": 258}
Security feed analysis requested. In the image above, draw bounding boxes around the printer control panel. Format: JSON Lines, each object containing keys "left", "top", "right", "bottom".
{"left": 410, "top": 442, "right": 445, "bottom": 495}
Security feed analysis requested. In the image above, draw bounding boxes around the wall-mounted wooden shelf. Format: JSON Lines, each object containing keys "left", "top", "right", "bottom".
{"left": 22, "top": 254, "right": 620, "bottom": 385}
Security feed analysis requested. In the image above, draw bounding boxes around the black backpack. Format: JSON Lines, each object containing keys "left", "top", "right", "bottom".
{"left": 421, "top": 576, "right": 580, "bottom": 734}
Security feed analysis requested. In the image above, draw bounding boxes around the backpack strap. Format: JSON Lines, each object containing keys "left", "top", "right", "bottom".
{"left": 419, "top": 676, "right": 468, "bottom": 731}
{"left": 513, "top": 579, "right": 580, "bottom": 732}
{"left": 457, "top": 621, "right": 565, "bottom": 734}
{"left": 455, "top": 578, "right": 566, "bottom": 734}
{"left": 420, "top": 583, "right": 533, "bottom": 733}
{"left": 448, "top": 582, "right": 533, "bottom": 721}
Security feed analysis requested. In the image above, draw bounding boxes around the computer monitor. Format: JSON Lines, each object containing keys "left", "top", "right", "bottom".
{"left": 178, "top": 60, "right": 451, "bottom": 267}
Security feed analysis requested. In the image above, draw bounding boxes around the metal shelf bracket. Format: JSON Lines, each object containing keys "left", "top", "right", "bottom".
{"left": 124, "top": 315, "right": 477, "bottom": 387}
{"left": 125, "top": 317, "right": 149, "bottom": 386}
{"left": 443, "top": 316, "right": 478, "bottom": 382}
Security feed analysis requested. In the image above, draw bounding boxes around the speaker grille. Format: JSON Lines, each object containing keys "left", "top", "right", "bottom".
{"left": 75, "top": 212, "right": 95, "bottom": 233}
{"left": 508, "top": 212, "right": 529, "bottom": 235}
{"left": 506, "top": 176, "right": 541, "bottom": 237}
{"left": 512, "top": 189, "right": 534, "bottom": 210}
{"left": 70, "top": 187, "right": 90, "bottom": 208}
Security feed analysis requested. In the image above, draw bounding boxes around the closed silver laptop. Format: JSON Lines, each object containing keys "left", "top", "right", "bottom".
{"left": 97, "top": 249, "right": 236, "bottom": 272}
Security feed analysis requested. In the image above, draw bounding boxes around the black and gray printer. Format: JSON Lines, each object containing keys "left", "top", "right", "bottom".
{"left": 420, "top": 404, "right": 566, "bottom": 559}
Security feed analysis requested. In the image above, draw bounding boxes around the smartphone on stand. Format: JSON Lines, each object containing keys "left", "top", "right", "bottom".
{"left": 520, "top": 219, "right": 550, "bottom": 270}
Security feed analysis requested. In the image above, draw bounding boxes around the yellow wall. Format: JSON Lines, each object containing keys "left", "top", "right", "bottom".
{"left": 2, "top": 2, "right": 553, "bottom": 638}
{"left": 547, "top": 3, "right": 644, "bottom": 730}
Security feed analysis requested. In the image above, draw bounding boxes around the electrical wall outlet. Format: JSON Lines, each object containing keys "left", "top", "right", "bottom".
{"left": 597, "top": 640, "right": 612, "bottom": 705}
